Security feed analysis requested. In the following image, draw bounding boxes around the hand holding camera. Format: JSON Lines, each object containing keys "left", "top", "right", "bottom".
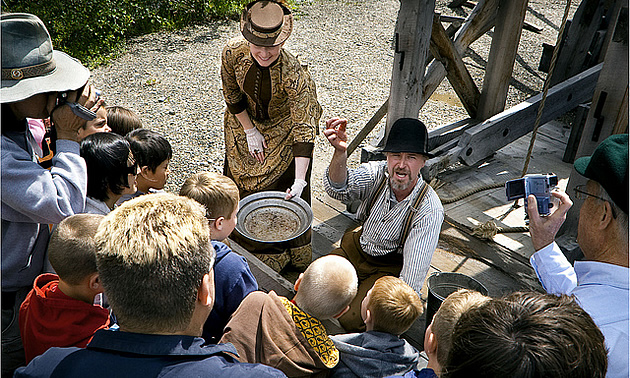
{"left": 51, "top": 84, "right": 98, "bottom": 142}
{"left": 505, "top": 174, "right": 559, "bottom": 217}
{"left": 527, "top": 190, "right": 573, "bottom": 251}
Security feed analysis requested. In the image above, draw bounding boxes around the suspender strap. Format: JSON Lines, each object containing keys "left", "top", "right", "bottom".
{"left": 364, "top": 167, "right": 388, "bottom": 217}
{"left": 397, "top": 181, "right": 430, "bottom": 253}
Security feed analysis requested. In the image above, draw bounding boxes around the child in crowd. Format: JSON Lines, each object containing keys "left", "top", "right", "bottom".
{"left": 220, "top": 255, "right": 358, "bottom": 377}
{"left": 423, "top": 289, "right": 490, "bottom": 377}
{"left": 330, "top": 276, "right": 423, "bottom": 378}
{"left": 105, "top": 105, "right": 143, "bottom": 136}
{"left": 179, "top": 172, "right": 258, "bottom": 344}
{"left": 19, "top": 214, "right": 110, "bottom": 364}
{"left": 77, "top": 100, "right": 111, "bottom": 141}
{"left": 386, "top": 289, "right": 489, "bottom": 378}
{"left": 80, "top": 133, "right": 139, "bottom": 214}
{"left": 118, "top": 129, "right": 172, "bottom": 204}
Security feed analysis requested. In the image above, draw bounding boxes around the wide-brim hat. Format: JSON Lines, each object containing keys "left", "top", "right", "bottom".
{"left": 574, "top": 133, "right": 628, "bottom": 213}
{"left": 382, "top": 118, "right": 434, "bottom": 158}
{"left": 240, "top": 1, "right": 293, "bottom": 47}
{"left": 1, "top": 13, "right": 90, "bottom": 104}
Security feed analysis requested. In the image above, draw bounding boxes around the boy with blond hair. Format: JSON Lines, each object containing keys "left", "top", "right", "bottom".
{"left": 330, "top": 276, "right": 422, "bottom": 378}
{"left": 179, "top": 172, "right": 258, "bottom": 343}
{"left": 221, "top": 255, "right": 358, "bottom": 377}
{"left": 19, "top": 214, "right": 110, "bottom": 364}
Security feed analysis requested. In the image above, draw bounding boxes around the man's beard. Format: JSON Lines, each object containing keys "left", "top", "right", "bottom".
{"left": 389, "top": 168, "right": 414, "bottom": 191}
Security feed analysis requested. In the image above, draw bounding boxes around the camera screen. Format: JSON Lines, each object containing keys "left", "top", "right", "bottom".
{"left": 505, "top": 180, "right": 526, "bottom": 200}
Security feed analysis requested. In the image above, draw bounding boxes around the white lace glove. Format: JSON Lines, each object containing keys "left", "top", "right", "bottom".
{"left": 286, "top": 179, "right": 307, "bottom": 199}
{"left": 244, "top": 127, "right": 266, "bottom": 155}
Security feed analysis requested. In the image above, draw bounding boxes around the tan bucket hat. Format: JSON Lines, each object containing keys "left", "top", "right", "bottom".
{"left": 1, "top": 13, "right": 90, "bottom": 104}
{"left": 240, "top": 1, "right": 293, "bottom": 47}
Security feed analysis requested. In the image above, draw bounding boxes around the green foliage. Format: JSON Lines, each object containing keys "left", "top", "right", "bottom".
{"left": 2, "top": 0, "right": 251, "bottom": 68}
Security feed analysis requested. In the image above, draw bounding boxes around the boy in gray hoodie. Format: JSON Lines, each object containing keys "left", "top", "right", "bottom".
{"left": 330, "top": 276, "right": 423, "bottom": 378}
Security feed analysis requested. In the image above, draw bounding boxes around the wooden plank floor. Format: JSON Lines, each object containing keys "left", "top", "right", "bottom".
{"left": 434, "top": 120, "right": 573, "bottom": 282}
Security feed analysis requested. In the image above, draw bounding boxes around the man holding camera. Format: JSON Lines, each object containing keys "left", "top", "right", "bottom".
{"left": 323, "top": 117, "right": 444, "bottom": 332}
{"left": 1, "top": 13, "right": 97, "bottom": 374}
{"left": 528, "top": 134, "right": 629, "bottom": 378}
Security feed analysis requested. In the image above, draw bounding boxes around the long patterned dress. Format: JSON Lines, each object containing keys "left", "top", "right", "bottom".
{"left": 221, "top": 37, "right": 322, "bottom": 202}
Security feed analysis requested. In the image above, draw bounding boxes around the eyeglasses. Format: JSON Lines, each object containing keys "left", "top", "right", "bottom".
{"left": 573, "top": 185, "right": 616, "bottom": 219}
{"left": 125, "top": 153, "right": 138, "bottom": 176}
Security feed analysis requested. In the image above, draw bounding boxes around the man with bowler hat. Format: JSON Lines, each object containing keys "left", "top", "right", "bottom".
{"left": 1, "top": 13, "right": 97, "bottom": 375}
{"left": 323, "top": 117, "right": 444, "bottom": 332}
{"left": 528, "top": 134, "right": 629, "bottom": 378}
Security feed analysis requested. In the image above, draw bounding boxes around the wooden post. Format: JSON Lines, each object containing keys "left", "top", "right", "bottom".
{"left": 421, "top": 0, "right": 499, "bottom": 110}
{"left": 561, "top": 5, "right": 629, "bottom": 242}
{"left": 550, "top": 0, "right": 618, "bottom": 86}
{"left": 476, "top": 0, "right": 528, "bottom": 120}
{"left": 430, "top": 14, "right": 480, "bottom": 118}
{"left": 384, "top": 0, "right": 436, "bottom": 139}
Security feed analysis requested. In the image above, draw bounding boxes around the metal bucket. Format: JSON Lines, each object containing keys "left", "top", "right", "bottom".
{"left": 424, "top": 272, "right": 488, "bottom": 331}
{"left": 233, "top": 191, "right": 313, "bottom": 253}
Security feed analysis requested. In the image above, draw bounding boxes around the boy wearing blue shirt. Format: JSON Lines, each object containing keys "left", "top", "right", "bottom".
{"left": 180, "top": 172, "right": 258, "bottom": 343}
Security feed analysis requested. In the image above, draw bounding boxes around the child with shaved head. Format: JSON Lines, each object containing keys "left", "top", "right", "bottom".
{"left": 221, "top": 255, "right": 358, "bottom": 377}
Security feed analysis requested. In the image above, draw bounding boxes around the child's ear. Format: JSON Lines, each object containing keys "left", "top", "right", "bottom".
{"left": 333, "top": 305, "right": 350, "bottom": 319}
{"left": 88, "top": 273, "right": 104, "bottom": 293}
{"left": 424, "top": 322, "right": 438, "bottom": 355}
{"left": 293, "top": 273, "right": 304, "bottom": 292}
{"left": 214, "top": 216, "right": 225, "bottom": 231}
{"left": 139, "top": 166, "right": 156, "bottom": 181}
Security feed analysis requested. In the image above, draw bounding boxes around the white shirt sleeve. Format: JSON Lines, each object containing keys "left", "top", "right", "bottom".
{"left": 530, "top": 242, "right": 578, "bottom": 294}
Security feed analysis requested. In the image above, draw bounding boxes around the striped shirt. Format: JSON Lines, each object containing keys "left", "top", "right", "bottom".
{"left": 324, "top": 161, "right": 444, "bottom": 295}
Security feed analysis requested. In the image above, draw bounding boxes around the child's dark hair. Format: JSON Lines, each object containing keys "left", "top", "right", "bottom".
{"left": 125, "top": 129, "right": 173, "bottom": 172}
{"left": 106, "top": 106, "right": 143, "bottom": 136}
{"left": 80, "top": 133, "right": 137, "bottom": 202}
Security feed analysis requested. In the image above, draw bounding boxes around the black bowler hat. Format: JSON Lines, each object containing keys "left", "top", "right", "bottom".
{"left": 382, "top": 118, "right": 433, "bottom": 158}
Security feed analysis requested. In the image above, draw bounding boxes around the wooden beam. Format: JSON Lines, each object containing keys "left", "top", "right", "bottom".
{"left": 476, "top": 0, "right": 528, "bottom": 120}
{"left": 440, "top": 14, "right": 542, "bottom": 33}
{"left": 457, "top": 63, "right": 602, "bottom": 166}
{"left": 551, "top": 0, "right": 618, "bottom": 86}
{"left": 385, "top": 0, "right": 436, "bottom": 131}
{"left": 421, "top": 0, "right": 499, "bottom": 110}
{"left": 422, "top": 63, "right": 602, "bottom": 179}
{"left": 430, "top": 14, "right": 480, "bottom": 117}
{"left": 347, "top": 99, "right": 388, "bottom": 156}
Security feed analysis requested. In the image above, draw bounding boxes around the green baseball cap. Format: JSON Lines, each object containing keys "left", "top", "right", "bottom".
{"left": 574, "top": 134, "right": 628, "bottom": 213}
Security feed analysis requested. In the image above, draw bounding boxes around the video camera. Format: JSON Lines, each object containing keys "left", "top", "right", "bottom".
{"left": 505, "top": 174, "right": 558, "bottom": 216}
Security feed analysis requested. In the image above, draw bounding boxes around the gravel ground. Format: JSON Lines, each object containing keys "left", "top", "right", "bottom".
{"left": 90, "top": 0, "right": 578, "bottom": 200}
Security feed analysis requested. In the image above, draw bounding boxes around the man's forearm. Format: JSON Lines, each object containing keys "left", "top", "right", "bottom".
{"left": 327, "top": 149, "right": 347, "bottom": 185}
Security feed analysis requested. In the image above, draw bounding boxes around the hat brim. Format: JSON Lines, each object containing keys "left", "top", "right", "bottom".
{"left": 240, "top": 13, "right": 293, "bottom": 47}
{"left": 382, "top": 147, "right": 435, "bottom": 159}
{"left": 1, "top": 50, "right": 89, "bottom": 103}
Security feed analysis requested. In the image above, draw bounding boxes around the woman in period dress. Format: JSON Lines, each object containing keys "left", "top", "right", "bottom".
{"left": 221, "top": 0, "right": 322, "bottom": 272}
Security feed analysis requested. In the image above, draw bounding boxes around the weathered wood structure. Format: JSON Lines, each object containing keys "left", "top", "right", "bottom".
{"left": 232, "top": 0, "right": 628, "bottom": 355}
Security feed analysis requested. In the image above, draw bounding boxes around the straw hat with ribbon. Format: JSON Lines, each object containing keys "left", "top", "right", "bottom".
{"left": 240, "top": 1, "right": 293, "bottom": 47}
